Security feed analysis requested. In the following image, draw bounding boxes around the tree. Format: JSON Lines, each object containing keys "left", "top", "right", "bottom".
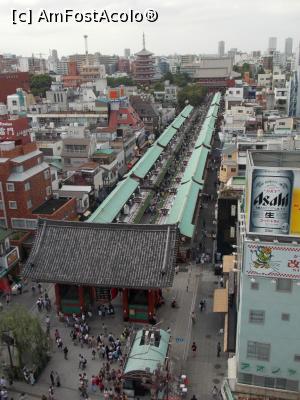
{"left": 107, "top": 76, "right": 134, "bottom": 87}
{"left": 30, "top": 74, "right": 53, "bottom": 97}
{"left": 153, "top": 82, "right": 164, "bottom": 91}
{"left": 162, "top": 71, "right": 174, "bottom": 84}
{"left": 177, "top": 84, "right": 207, "bottom": 108}
{"left": 0, "top": 305, "right": 49, "bottom": 376}
{"left": 257, "top": 65, "right": 265, "bottom": 75}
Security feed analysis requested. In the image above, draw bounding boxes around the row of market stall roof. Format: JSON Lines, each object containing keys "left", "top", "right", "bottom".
{"left": 88, "top": 104, "right": 194, "bottom": 224}
{"left": 166, "top": 92, "right": 222, "bottom": 238}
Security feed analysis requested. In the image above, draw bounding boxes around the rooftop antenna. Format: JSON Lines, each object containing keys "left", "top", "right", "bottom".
{"left": 84, "top": 35, "right": 89, "bottom": 66}
{"left": 143, "top": 32, "right": 145, "bottom": 50}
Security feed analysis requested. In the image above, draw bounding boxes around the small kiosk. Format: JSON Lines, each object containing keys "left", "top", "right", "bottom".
{"left": 123, "top": 328, "right": 171, "bottom": 398}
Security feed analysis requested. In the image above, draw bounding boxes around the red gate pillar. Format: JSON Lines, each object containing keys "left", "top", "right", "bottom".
{"left": 123, "top": 289, "right": 129, "bottom": 321}
{"left": 148, "top": 289, "right": 155, "bottom": 320}
{"left": 78, "top": 286, "right": 85, "bottom": 312}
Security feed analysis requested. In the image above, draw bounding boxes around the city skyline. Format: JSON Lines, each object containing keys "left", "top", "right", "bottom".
{"left": 1, "top": 0, "right": 300, "bottom": 56}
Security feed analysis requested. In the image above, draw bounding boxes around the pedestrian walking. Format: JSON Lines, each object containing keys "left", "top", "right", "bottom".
{"left": 48, "top": 385, "right": 54, "bottom": 400}
{"left": 212, "top": 385, "right": 218, "bottom": 399}
{"left": 63, "top": 346, "right": 69, "bottom": 360}
{"left": 191, "top": 311, "right": 196, "bottom": 324}
{"left": 50, "top": 371, "right": 55, "bottom": 386}
{"left": 191, "top": 341, "right": 197, "bottom": 356}
{"left": 37, "top": 283, "right": 42, "bottom": 294}
{"left": 199, "top": 299, "right": 205, "bottom": 311}
{"left": 217, "top": 341, "right": 221, "bottom": 357}
{"left": 219, "top": 276, "right": 224, "bottom": 288}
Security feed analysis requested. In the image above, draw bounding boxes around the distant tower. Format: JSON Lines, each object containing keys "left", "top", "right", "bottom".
{"left": 268, "top": 37, "right": 277, "bottom": 53}
{"left": 84, "top": 35, "right": 89, "bottom": 65}
{"left": 51, "top": 49, "right": 58, "bottom": 60}
{"left": 218, "top": 41, "right": 225, "bottom": 57}
{"left": 124, "top": 48, "right": 131, "bottom": 58}
{"left": 285, "top": 37, "right": 293, "bottom": 57}
{"left": 133, "top": 33, "right": 155, "bottom": 84}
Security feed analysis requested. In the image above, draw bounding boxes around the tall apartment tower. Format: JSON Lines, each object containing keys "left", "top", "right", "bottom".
{"left": 218, "top": 41, "right": 225, "bottom": 57}
{"left": 285, "top": 37, "right": 293, "bottom": 57}
{"left": 268, "top": 37, "right": 277, "bottom": 53}
{"left": 124, "top": 48, "right": 131, "bottom": 58}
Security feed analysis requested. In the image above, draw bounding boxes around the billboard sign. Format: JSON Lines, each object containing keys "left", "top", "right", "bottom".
{"left": 247, "top": 168, "right": 300, "bottom": 237}
{"left": 244, "top": 241, "right": 300, "bottom": 279}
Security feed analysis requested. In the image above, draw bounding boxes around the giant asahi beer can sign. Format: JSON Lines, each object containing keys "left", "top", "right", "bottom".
{"left": 250, "top": 169, "right": 293, "bottom": 234}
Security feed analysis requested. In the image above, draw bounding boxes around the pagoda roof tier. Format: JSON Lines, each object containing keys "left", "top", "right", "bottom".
{"left": 135, "top": 49, "right": 153, "bottom": 56}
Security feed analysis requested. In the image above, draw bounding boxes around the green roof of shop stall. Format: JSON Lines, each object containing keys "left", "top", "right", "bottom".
{"left": 206, "top": 104, "right": 219, "bottom": 119}
{"left": 157, "top": 125, "right": 178, "bottom": 148}
{"left": 195, "top": 118, "right": 216, "bottom": 148}
{"left": 172, "top": 115, "right": 186, "bottom": 129}
{"left": 0, "top": 228, "right": 12, "bottom": 242}
{"left": 180, "top": 104, "right": 194, "bottom": 118}
{"left": 130, "top": 144, "right": 163, "bottom": 179}
{"left": 211, "top": 92, "right": 221, "bottom": 106}
{"left": 167, "top": 180, "right": 203, "bottom": 238}
{"left": 181, "top": 146, "right": 209, "bottom": 185}
{"left": 124, "top": 329, "right": 170, "bottom": 375}
{"left": 88, "top": 177, "right": 139, "bottom": 223}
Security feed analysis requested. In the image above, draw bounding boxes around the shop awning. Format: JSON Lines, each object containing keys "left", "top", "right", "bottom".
{"left": 223, "top": 255, "right": 236, "bottom": 273}
{"left": 213, "top": 287, "right": 228, "bottom": 313}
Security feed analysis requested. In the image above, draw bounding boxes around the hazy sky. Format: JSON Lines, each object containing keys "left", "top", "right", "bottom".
{"left": 1, "top": 0, "right": 300, "bottom": 57}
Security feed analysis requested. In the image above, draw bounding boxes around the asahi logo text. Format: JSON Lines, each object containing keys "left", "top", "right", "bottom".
{"left": 253, "top": 192, "right": 289, "bottom": 207}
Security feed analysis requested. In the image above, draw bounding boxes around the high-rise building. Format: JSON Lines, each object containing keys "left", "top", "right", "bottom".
{"left": 124, "top": 48, "right": 131, "bottom": 58}
{"left": 268, "top": 37, "right": 277, "bottom": 53}
{"left": 234, "top": 151, "right": 300, "bottom": 397}
{"left": 285, "top": 37, "right": 293, "bottom": 57}
{"left": 218, "top": 41, "right": 225, "bottom": 57}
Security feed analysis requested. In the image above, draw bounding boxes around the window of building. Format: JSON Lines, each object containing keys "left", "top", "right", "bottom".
{"left": 46, "top": 186, "right": 52, "bottom": 196}
{"left": 27, "top": 199, "right": 32, "bottom": 209}
{"left": 6, "top": 183, "right": 15, "bottom": 192}
{"left": 230, "top": 226, "right": 235, "bottom": 238}
{"left": 24, "top": 182, "right": 31, "bottom": 191}
{"left": 231, "top": 205, "right": 236, "bottom": 217}
{"left": 0, "top": 218, "right": 6, "bottom": 228}
{"left": 11, "top": 218, "right": 37, "bottom": 230}
{"left": 13, "top": 165, "right": 24, "bottom": 173}
{"left": 249, "top": 310, "right": 265, "bottom": 324}
{"left": 282, "top": 313, "right": 290, "bottom": 321}
{"left": 44, "top": 170, "right": 50, "bottom": 180}
{"left": 238, "top": 373, "right": 252, "bottom": 385}
{"left": 247, "top": 341, "right": 270, "bottom": 361}
{"left": 251, "top": 281, "right": 259, "bottom": 290}
{"left": 0, "top": 201, "right": 3, "bottom": 210}
{"left": 276, "top": 279, "right": 292, "bottom": 292}
{"left": 9, "top": 201, "right": 17, "bottom": 209}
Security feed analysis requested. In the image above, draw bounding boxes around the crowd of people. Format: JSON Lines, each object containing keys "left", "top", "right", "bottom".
{"left": 47, "top": 310, "right": 133, "bottom": 399}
